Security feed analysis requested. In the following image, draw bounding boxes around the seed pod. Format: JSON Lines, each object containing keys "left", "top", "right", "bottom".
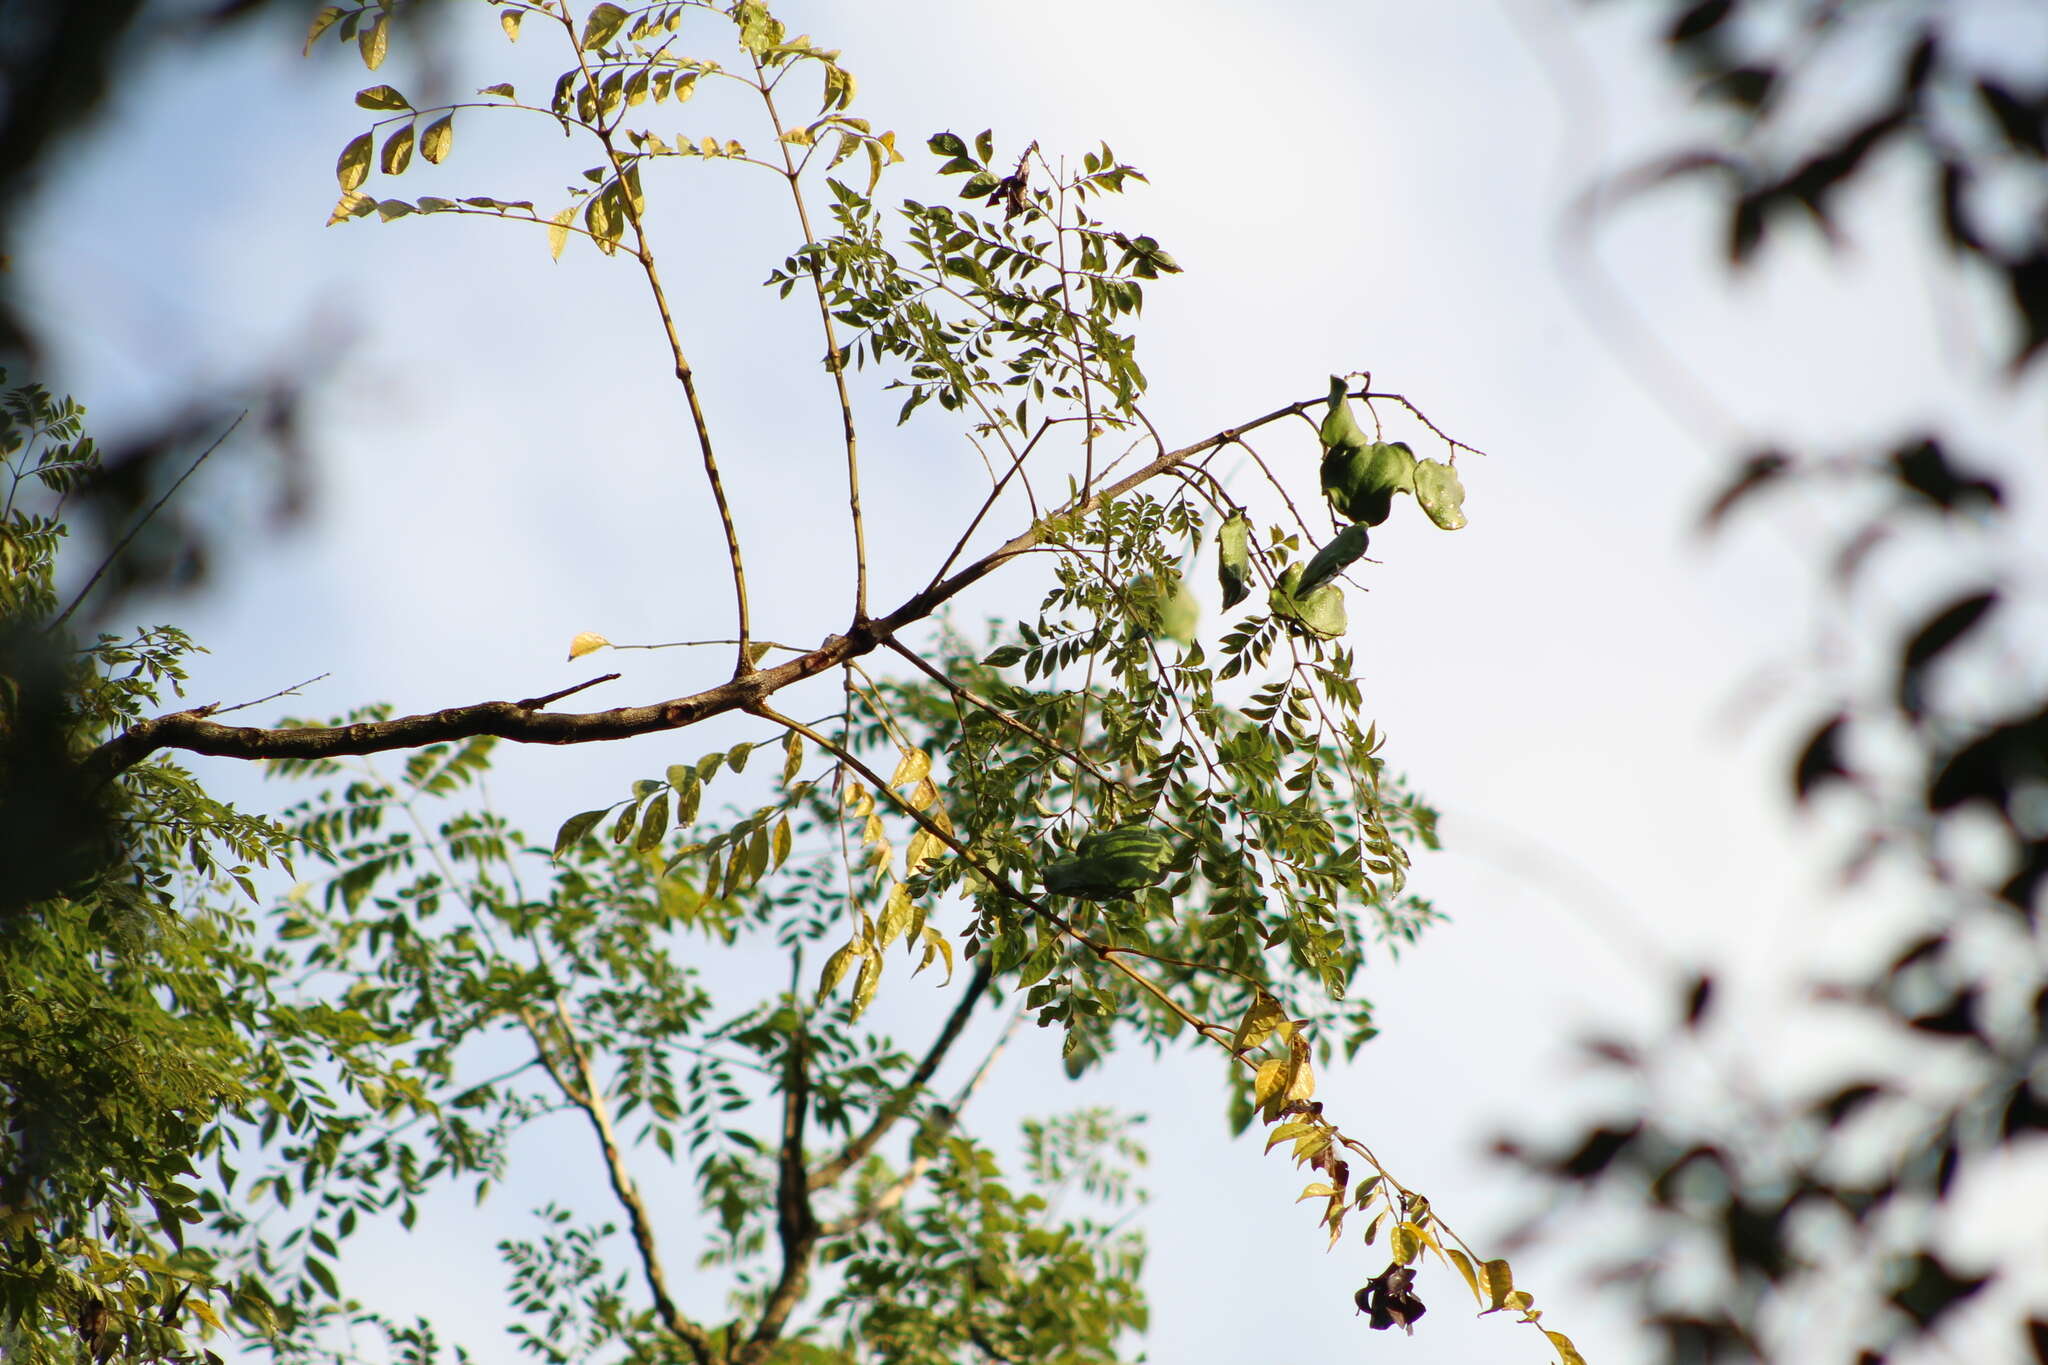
{"left": 1322, "top": 441, "right": 1415, "bottom": 527}
{"left": 1043, "top": 826, "right": 1175, "bottom": 900}
{"left": 1296, "top": 524, "right": 1369, "bottom": 597}
{"left": 1413, "top": 458, "right": 1468, "bottom": 530}
{"left": 1269, "top": 564, "right": 1347, "bottom": 640}
{"left": 1217, "top": 510, "right": 1252, "bottom": 609}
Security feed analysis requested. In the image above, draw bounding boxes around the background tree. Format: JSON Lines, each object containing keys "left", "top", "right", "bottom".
{"left": 1507, "top": 3, "right": 2048, "bottom": 1361}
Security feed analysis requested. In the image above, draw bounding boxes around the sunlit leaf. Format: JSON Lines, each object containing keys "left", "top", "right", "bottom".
{"left": 420, "top": 115, "right": 454, "bottom": 165}
{"left": 336, "top": 131, "right": 373, "bottom": 190}
{"left": 1231, "top": 992, "right": 1286, "bottom": 1054}
{"left": 1390, "top": 1221, "right": 1421, "bottom": 1266}
{"left": 380, "top": 123, "right": 414, "bottom": 175}
{"left": 1480, "top": 1258, "right": 1514, "bottom": 1310}
{"left": 850, "top": 947, "right": 883, "bottom": 1019}
{"left": 581, "top": 2, "right": 628, "bottom": 49}
{"left": 566, "top": 631, "right": 610, "bottom": 660}
{"left": 552, "top": 809, "right": 606, "bottom": 858}
{"left": 358, "top": 13, "right": 388, "bottom": 70}
{"left": 305, "top": 5, "right": 345, "bottom": 54}
{"left": 355, "top": 85, "right": 412, "bottom": 111}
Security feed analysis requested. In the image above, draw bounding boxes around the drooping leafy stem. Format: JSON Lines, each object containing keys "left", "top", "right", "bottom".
{"left": 751, "top": 694, "right": 1581, "bottom": 1356}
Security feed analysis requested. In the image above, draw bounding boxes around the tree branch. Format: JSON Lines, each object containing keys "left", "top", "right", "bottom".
{"left": 817, "top": 999, "right": 1022, "bottom": 1238}
{"left": 808, "top": 962, "right": 991, "bottom": 1192}
{"left": 736, "top": 1019, "right": 820, "bottom": 1365}
{"left": 523, "top": 1000, "right": 716, "bottom": 1365}
{"left": 85, "top": 392, "right": 1338, "bottom": 779}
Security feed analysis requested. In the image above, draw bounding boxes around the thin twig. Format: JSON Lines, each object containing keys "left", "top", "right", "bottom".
{"left": 809, "top": 962, "right": 992, "bottom": 1191}
{"left": 207, "top": 672, "right": 331, "bottom": 718}
{"left": 817, "top": 998, "right": 1025, "bottom": 1237}
{"left": 560, "top": 10, "right": 754, "bottom": 675}
{"left": 48, "top": 411, "right": 246, "bottom": 633}
{"left": 757, "top": 64, "right": 870, "bottom": 622}
{"left": 516, "top": 673, "right": 619, "bottom": 709}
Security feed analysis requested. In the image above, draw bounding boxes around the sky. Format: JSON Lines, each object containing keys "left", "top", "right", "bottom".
{"left": 17, "top": 1, "right": 2048, "bottom": 1362}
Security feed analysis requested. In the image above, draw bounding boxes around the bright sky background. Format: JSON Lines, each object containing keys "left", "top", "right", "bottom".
{"left": 19, "top": 0, "right": 2048, "bottom": 1362}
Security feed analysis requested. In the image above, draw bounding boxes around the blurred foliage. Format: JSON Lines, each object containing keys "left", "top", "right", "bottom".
{"left": 1503, "top": 3, "right": 2048, "bottom": 1362}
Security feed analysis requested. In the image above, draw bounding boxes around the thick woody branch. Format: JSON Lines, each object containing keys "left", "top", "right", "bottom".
{"left": 86, "top": 393, "right": 1337, "bottom": 781}
{"left": 523, "top": 1003, "right": 716, "bottom": 1365}
{"left": 737, "top": 1024, "right": 820, "bottom": 1365}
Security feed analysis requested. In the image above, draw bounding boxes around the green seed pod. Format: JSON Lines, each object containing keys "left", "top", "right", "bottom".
{"left": 1043, "top": 826, "right": 1175, "bottom": 900}
{"left": 1269, "top": 564, "right": 1347, "bottom": 640}
{"left": 1217, "top": 510, "right": 1252, "bottom": 609}
{"left": 1413, "top": 457, "right": 1468, "bottom": 530}
{"left": 1322, "top": 441, "right": 1415, "bottom": 527}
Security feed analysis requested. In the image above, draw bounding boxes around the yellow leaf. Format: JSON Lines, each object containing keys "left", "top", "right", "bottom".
{"left": 907, "top": 776, "right": 939, "bottom": 810}
{"left": 888, "top": 746, "right": 931, "bottom": 788}
{"left": 501, "top": 9, "right": 522, "bottom": 40}
{"left": 1506, "top": 1290, "right": 1535, "bottom": 1314}
{"left": 336, "top": 130, "right": 373, "bottom": 191}
{"left": 380, "top": 122, "right": 414, "bottom": 175}
{"left": 566, "top": 631, "right": 611, "bottom": 661}
{"left": 1445, "top": 1248, "right": 1482, "bottom": 1305}
{"left": 862, "top": 810, "right": 885, "bottom": 846}
{"left": 1252, "top": 1058, "right": 1288, "bottom": 1115}
{"left": 701, "top": 135, "right": 719, "bottom": 157}
{"left": 1390, "top": 1221, "right": 1422, "bottom": 1266}
{"left": 913, "top": 923, "right": 954, "bottom": 983}
{"left": 905, "top": 827, "right": 941, "bottom": 873}
{"left": 850, "top": 948, "right": 882, "bottom": 1020}
{"left": 1480, "top": 1258, "right": 1515, "bottom": 1310}
{"left": 1289, "top": 1130, "right": 1330, "bottom": 1164}
{"left": 304, "top": 5, "right": 344, "bottom": 55}
{"left": 548, "top": 205, "right": 576, "bottom": 260}
{"left": 1264, "top": 1120, "right": 1315, "bottom": 1154}
{"left": 782, "top": 730, "right": 803, "bottom": 785}
{"left": 1283, "top": 1052, "right": 1316, "bottom": 1110}
{"left": 1296, "top": 1182, "right": 1337, "bottom": 1203}
{"left": 877, "top": 882, "right": 913, "bottom": 949}
{"left": 358, "top": 12, "right": 388, "bottom": 69}
{"left": 817, "top": 941, "right": 858, "bottom": 999}
{"left": 771, "top": 815, "right": 792, "bottom": 868}
{"left": 1362, "top": 1210, "right": 1384, "bottom": 1245}
{"left": 843, "top": 781, "right": 870, "bottom": 813}
{"left": 187, "top": 1298, "right": 223, "bottom": 1336}
{"left": 420, "top": 114, "right": 454, "bottom": 164}
{"left": 326, "top": 189, "right": 374, "bottom": 226}
{"left": 1545, "top": 1330, "right": 1587, "bottom": 1365}
{"left": 1230, "top": 992, "right": 1285, "bottom": 1055}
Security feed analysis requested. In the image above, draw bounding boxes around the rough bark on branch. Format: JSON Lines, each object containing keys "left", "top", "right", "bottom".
{"left": 85, "top": 395, "right": 1328, "bottom": 780}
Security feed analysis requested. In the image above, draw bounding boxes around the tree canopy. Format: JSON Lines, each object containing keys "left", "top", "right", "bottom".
{"left": 3, "top": 2, "right": 2044, "bottom": 1364}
